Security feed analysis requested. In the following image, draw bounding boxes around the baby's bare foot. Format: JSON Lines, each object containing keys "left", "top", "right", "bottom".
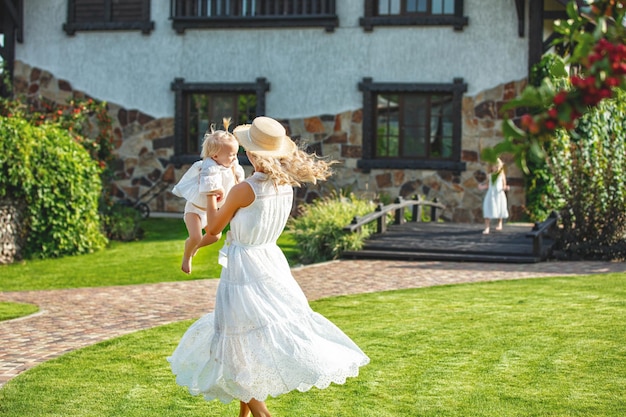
{"left": 181, "top": 256, "right": 192, "bottom": 274}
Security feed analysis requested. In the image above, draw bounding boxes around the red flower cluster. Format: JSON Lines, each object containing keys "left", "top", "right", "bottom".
{"left": 520, "top": 36, "right": 625, "bottom": 135}
{"left": 572, "top": 38, "right": 626, "bottom": 106}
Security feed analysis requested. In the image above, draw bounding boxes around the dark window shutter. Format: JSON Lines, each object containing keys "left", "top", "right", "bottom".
{"left": 112, "top": 0, "right": 145, "bottom": 22}
{"left": 74, "top": 0, "right": 106, "bottom": 22}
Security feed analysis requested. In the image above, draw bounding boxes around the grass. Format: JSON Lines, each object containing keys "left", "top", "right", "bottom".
{"left": 0, "top": 218, "right": 299, "bottom": 292}
{"left": 0, "top": 302, "right": 39, "bottom": 321}
{"left": 1, "top": 273, "right": 625, "bottom": 416}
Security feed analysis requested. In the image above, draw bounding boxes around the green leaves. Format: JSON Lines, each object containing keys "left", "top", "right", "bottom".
{"left": 502, "top": 118, "right": 526, "bottom": 140}
{"left": 287, "top": 193, "right": 375, "bottom": 264}
{"left": 0, "top": 116, "right": 107, "bottom": 259}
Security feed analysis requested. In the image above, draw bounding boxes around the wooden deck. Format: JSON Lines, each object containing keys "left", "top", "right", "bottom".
{"left": 341, "top": 222, "right": 554, "bottom": 263}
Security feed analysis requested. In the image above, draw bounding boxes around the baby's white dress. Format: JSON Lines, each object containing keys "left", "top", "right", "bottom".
{"left": 168, "top": 173, "right": 370, "bottom": 403}
{"left": 172, "top": 158, "right": 245, "bottom": 209}
{"left": 483, "top": 172, "right": 509, "bottom": 219}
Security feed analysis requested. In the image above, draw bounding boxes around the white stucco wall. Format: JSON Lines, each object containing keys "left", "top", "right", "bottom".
{"left": 16, "top": 0, "right": 528, "bottom": 119}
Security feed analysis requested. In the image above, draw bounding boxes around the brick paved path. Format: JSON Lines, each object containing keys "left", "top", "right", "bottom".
{"left": 1, "top": 259, "right": 625, "bottom": 388}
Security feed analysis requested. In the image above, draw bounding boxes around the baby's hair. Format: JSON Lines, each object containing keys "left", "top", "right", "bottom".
{"left": 201, "top": 117, "right": 238, "bottom": 159}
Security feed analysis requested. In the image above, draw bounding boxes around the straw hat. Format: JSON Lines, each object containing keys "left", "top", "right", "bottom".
{"left": 233, "top": 116, "right": 296, "bottom": 157}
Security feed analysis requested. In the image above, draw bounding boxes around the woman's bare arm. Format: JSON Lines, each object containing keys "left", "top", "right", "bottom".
{"left": 206, "top": 181, "right": 255, "bottom": 236}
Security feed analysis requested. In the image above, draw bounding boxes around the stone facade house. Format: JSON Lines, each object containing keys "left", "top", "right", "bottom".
{"left": 1, "top": 0, "right": 569, "bottom": 222}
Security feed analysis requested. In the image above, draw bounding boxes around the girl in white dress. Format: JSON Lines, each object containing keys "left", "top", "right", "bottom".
{"left": 172, "top": 118, "right": 245, "bottom": 274}
{"left": 168, "top": 116, "right": 369, "bottom": 417}
{"left": 479, "top": 158, "right": 510, "bottom": 234}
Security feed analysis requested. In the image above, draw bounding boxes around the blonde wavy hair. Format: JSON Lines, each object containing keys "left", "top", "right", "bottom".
{"left": 201, "top": 118, "right": 238, "bottom": 159}
{"left": 247, "top": 146, "right": 335, "bottom": 187}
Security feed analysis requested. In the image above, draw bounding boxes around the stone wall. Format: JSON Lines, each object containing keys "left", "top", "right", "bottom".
{"left": 0, "top": 199, "right": 25, "bottom": 265}
{"left": 12, "top": 60, "right": 526, "bottom": 222}
{"left": 13, "top": 60, "right": 183, "bottom": 214}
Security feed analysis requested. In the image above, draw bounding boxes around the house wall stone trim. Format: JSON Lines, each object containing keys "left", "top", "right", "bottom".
{"left": 12, "top": 60, "right": 526, "bottom": 222}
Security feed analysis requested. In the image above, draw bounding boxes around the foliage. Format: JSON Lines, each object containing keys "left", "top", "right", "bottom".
{"left": 288, "top": 193, "right": 375, "bottom": 264}
{"left": 0, "top": 116, "right": 108, "bottom": 258}
{"left": 0, "top": 93, "right": 114, "bottom": 179}
{"left": 100, "top": 203, "right": 145, "bottom": 242}
{"left": 482, "top": 0, "right": 626, "bottom": 171}
{"left": 523, "top": 56, "right": 570, "bottom": 221}
{"left": 547, "top": 90, "right": 626, "bottom": 259}
{"left": 481, "top": 0, "right": 626, "bottom": 259}
{"left": 0, "top": 73, "right": 143, "bottom": 250}
{"left": 1, "top": 274, "right": 625, "bottom": 416}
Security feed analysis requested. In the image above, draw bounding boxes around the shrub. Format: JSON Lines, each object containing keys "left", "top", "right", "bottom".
{"left": 547, "top": 89, "right": 626, "bottom": 260}
{"left": 288, "top": 193, "right": 375, "bottom": 264}
{"left": 0, "top": 77, "right": 143, "bottom": 244}
{"left": 0, "top": 116, "right": 108, "bottom": 258}
{"left": 100, "top": 203, "right": 144, "bottom": 242}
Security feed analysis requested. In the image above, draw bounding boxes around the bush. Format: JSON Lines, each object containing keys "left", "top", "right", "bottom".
{"left": 0, "top": 77, "right": 141, "bottom": 245}
{"left": 288, "top": 193, "right": 375, "bottom": 264}
{"left": 547, "top": 89, "right": 626, "bottom": 260}
{"left": 0, "top": 116, "right": 108, "bottom": 258}
{"left": 100, "top": 203, "right": 144, "bottom": 242}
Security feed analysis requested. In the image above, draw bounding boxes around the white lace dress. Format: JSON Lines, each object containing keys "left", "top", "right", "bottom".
{"left": 168, "top": 172, "right": 370, "bottom": 404}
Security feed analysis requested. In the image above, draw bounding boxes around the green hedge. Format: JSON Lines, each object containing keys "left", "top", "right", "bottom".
{"left": 0, "top": 116, "right": 107, "bottom": 258}
{"left": 547, "top": 89, "right": 626, "bottom": 259}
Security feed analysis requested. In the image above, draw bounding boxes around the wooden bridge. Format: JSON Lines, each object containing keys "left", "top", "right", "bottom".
{"left": 341, "top": 197, "right": 558, "bottom": 264}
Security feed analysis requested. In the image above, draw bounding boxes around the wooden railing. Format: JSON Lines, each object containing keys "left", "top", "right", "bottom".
{"left": 169, "top": 0, "right": 338, "bottom": 32}
{"left": 526, "top": 210, "right": 559, "bottom": 260}
{"left": 171, "top": 0, "right": 335, "bottom": 17}
{"left": 343, "top": 195, "right": 446, "bottom": 235}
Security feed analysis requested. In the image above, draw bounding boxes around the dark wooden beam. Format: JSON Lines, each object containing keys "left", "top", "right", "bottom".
{"left": 1, "top": 0, "right": 22, "bottom": 42}
{"left": 528, "top": 0, "right": 544, "bottom": 75}
{"left": 515, "top": 0, "right": 525, "bottom": 37}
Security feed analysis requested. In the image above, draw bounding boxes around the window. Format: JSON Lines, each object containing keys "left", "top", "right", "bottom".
{"left": 170, "top": 78, "right": 270, "bottom": 165}
{"left": 170, "top": 0, "right": 338, "bottom": 33}
{"left": 0, "top": 0, "right": 23, "bottom": 98}
{"left": 63, "top": 0, "right": 154, "bottom": 35}
{"left": 378, "top": 0, "right": 455, "bottom": 15}
{"left": 358, "top": 77, "right": 467, "bottom": 171}
{"left": 361, "top": 0, "right": 468, "bottom": 31}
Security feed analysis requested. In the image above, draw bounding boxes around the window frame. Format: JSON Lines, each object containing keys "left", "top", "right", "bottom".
{"left": 358, "top": 77, "right": 467, "bottom": 172}
{"left": 63, "top": 0, "right": 154, "bottom": 35}
{"left": 169, "top": 0, "right": 339, "bottom": 33}
{"left": 360, "top": 0, "right": 468, "bottom": 31}
{"left": 170, "top": 77, "right": 270, "bottom": 166}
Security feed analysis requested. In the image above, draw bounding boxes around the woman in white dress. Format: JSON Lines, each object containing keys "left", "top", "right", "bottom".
{"left": 168, "top": 116, "right": 369, "bottom": 417}
{"left": 479, "top": 158, "right": 510, "bottom": 234}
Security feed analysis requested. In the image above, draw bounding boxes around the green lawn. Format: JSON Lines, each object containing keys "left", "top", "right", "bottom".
{"left": 1, "top": 273, "right": 625, "bottom": 416}
{"left": 0, "top": 302, "right": 39, "bottom": 321}
{"left": 0, "top": 218, "right": 299, "bottom": 292}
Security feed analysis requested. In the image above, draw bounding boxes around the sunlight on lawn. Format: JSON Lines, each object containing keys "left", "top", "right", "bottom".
{"left": 1, "top": 274, "right": 625, "bottom": 417}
